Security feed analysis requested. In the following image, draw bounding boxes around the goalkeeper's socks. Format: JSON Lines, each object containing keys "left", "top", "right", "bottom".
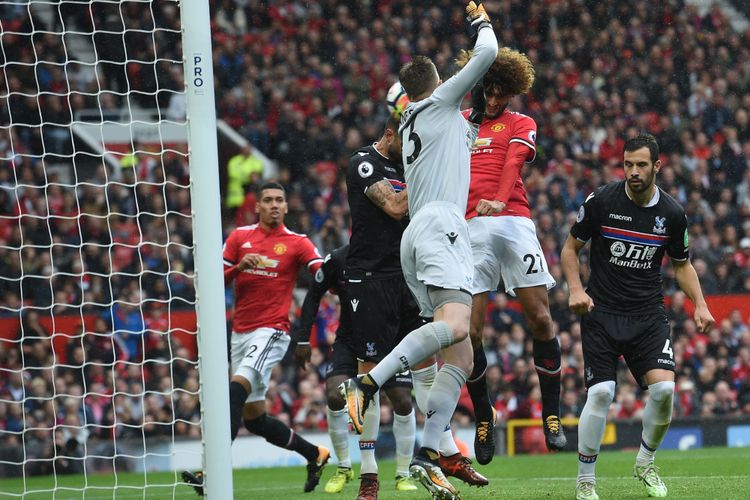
{"left": 245, "top": 413, "right": 318, "bottom": 462}
{"left": 366, "top": 322, "right": 453, "bottom": 387}
{"left": 467, "top": 346, "right": 493, "bottom": 422}
{"left": 422, "top": 364, "right": 466, "bottom": 453}
{"left": 533, "top": 338, "right": 562, "bottom": 420}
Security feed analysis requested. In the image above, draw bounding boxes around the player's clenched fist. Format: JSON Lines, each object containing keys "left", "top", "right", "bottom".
{"left": 568, "top": 288, "right": 594, "bottom": 315}
{"left": 237, "top": 253, "right": 264, "bottom": 271}
{"left": 693, "top": 303, "right": 715, "bottom": 333}
{"left": 476, "top": 199, "right": 505, "bottom": 216}
{"left": 466, "top": 1, "right": 491, "bottom": 26}
{"left": 293, "top": 343, "right": 312, "bottom": 370}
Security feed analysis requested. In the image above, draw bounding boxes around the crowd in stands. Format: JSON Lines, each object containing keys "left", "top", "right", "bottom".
{"left": 215, "top": 0, "right": 750, "bottom": 432}
{"left": 1, "top": 0, "right": 750, "bottom": 473}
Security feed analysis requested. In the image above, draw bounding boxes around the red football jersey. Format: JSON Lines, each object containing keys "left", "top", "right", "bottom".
{"left": 223, "top": 224, "right": 323, "bottom": 333}
{"left": 464, "top": 110, "right": 537, "bottom": 219}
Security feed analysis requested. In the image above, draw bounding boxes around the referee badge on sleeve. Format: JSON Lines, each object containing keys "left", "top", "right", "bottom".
{"left": 576, "top": 205, "right": 585, "bottom": 223}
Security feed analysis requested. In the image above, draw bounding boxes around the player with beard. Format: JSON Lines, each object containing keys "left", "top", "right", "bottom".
{"left": 561, "top": 134, "right": 715, "bottom": 500}
{"left": 456, "top": 47, "right": 566, "bottom": 464}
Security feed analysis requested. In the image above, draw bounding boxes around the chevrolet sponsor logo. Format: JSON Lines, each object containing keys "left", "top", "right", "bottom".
{"left": 257, "top": 256, "right": 279, "bottom": 268}
{"left": 242, "top": 256, "right": 279, "bottom": 271}
{"left": 473, "top": 137, "right": 492, "bottom": 148}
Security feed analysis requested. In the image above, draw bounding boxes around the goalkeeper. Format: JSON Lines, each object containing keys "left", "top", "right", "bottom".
{"left": 341, "top": 3, "right": 497, "bottom": 498}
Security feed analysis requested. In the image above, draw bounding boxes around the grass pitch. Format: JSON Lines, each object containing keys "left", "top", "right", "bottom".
{"left": 1, "top": 447, "right": 748, "bottom": 499}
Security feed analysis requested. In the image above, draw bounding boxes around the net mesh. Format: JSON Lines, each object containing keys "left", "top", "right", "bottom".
{"left": 0, "top": 0, "right": 202, "bottom": 495}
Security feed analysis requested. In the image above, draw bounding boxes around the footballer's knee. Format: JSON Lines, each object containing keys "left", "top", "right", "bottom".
{"left": 430, "top": 289, "right": 472, "bottom": 342}
{"left": 442, "top": 337, "right": 474, "bottom": 376}
{"left": 243, "top": 413, "right": 267, "bottom": 435}
{"left": 469, "top": 292, "right": 489, "bottom": 349}
{"left": 451, "top": 323, "right": 470, "bottom": 343}
{"left": 517, "top": 287, "right": 555, "bottom": 341}
{"left": 526, "top": 306, "right": 555, "bottom": 341}
{"left": 468, "top": 323, "right": 483, "bottom": 349}
{"left": 648, "top": 381, "right": 675, "bottom": 410}
{"left": 385, "top": 387, "right": 413, "bottom": 415}
{"left": 586, "top": 381, "right": 615, "bottom": 408}
{"left": 325, "top": 380, "right": 346, "bottom": 411}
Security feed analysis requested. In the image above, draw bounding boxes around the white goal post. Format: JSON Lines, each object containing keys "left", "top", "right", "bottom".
{"left": 0, "top": 0, "right": 232, "bottom": 497}
{"left": 181, "top": 0, "right": 234, "bottom": 498}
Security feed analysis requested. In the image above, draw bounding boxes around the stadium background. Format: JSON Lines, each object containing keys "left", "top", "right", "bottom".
{"left": 1, "top": 0, "right": 750, "bottom": 477}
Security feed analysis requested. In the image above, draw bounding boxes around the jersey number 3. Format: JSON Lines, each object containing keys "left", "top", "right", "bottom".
{"left": 405, "top": 121, "right": 422, "bottom": 164}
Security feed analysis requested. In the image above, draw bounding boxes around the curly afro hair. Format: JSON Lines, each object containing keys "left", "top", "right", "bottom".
{"left": 455, "top": 47, "right": 535, "bottom": 97}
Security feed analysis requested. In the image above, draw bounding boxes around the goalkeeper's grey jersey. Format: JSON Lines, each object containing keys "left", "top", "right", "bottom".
{"left": 399, "top": 27, "right": 498, "bottom": 216}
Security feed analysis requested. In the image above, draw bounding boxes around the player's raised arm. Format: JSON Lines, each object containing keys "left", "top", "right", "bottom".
{"left": 432, "top": 2, "right": 498, "bottom": 106}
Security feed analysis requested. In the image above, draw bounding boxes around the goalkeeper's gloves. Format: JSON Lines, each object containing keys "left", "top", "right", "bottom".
{"left": 468, "top": 82, "right": 486, "bottom": 124}
{"left": 466, "top": 1, "right": 491, "bottom": 32}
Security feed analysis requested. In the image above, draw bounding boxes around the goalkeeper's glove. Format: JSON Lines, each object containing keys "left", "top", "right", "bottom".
{"left": 468, "top": 82, "right": 486, "bottom": 125}
{"left": 466, "top": 1, "right": 491, "bottom": 32}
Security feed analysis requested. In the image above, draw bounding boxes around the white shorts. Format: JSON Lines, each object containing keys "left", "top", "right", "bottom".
{"left": 401, "top": 202, "right": 474, "bottom": 317}
{"left": 468, "top": 215, "right": 555, "bottom": 295}
{"left": 231, "top": 327, "right": 290, "bottom": 403}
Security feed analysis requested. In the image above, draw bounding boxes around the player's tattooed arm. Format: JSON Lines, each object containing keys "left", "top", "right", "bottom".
{"left": 365, "top": 179, "right": 408, "bottom": 220}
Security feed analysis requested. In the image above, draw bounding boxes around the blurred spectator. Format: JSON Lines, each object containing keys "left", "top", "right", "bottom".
{"left": 226, "top": 145, "right": 264, "bottom": 213}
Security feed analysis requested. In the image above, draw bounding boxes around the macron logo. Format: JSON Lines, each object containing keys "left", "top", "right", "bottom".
{"left": 608, "top": 213, "right": 632, "bottom": 221}
{"left": 350, "top": 299, "right": 360, "bottom": 312}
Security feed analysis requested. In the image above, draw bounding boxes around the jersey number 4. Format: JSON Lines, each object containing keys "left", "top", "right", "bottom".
{"left": 662, "top": 339, "right": 673, "bottom": 359}
{"left": 405, "top": 121, "right": 422, "bottom": 164}
{"left": 523, "top": 253, "right": 545, "bottom": 275}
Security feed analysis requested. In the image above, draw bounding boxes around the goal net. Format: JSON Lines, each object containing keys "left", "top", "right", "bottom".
{"left": 0, "top": 0, "right": 231, "bottom": 496}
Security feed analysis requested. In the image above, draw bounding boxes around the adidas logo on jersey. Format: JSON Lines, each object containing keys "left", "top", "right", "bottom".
{"left": 241, "top": 242, "right": 252, "bottom": 248}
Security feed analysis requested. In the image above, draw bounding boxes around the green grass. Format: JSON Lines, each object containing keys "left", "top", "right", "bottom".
{"left": 1, "top": 447, "right": 749, "bottom": 499}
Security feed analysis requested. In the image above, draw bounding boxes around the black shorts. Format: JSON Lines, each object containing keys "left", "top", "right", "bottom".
{"left": 581, "top": 308, "right": 674, "bottom": 390}
{"left": 326, "top": 336, "right": 357, "bottom": 379}
{"left": 348, "top": 275, "right": 425, "bottom": 363}
{"left": 325, "top": 336, "right": 411, "bottom": 390}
